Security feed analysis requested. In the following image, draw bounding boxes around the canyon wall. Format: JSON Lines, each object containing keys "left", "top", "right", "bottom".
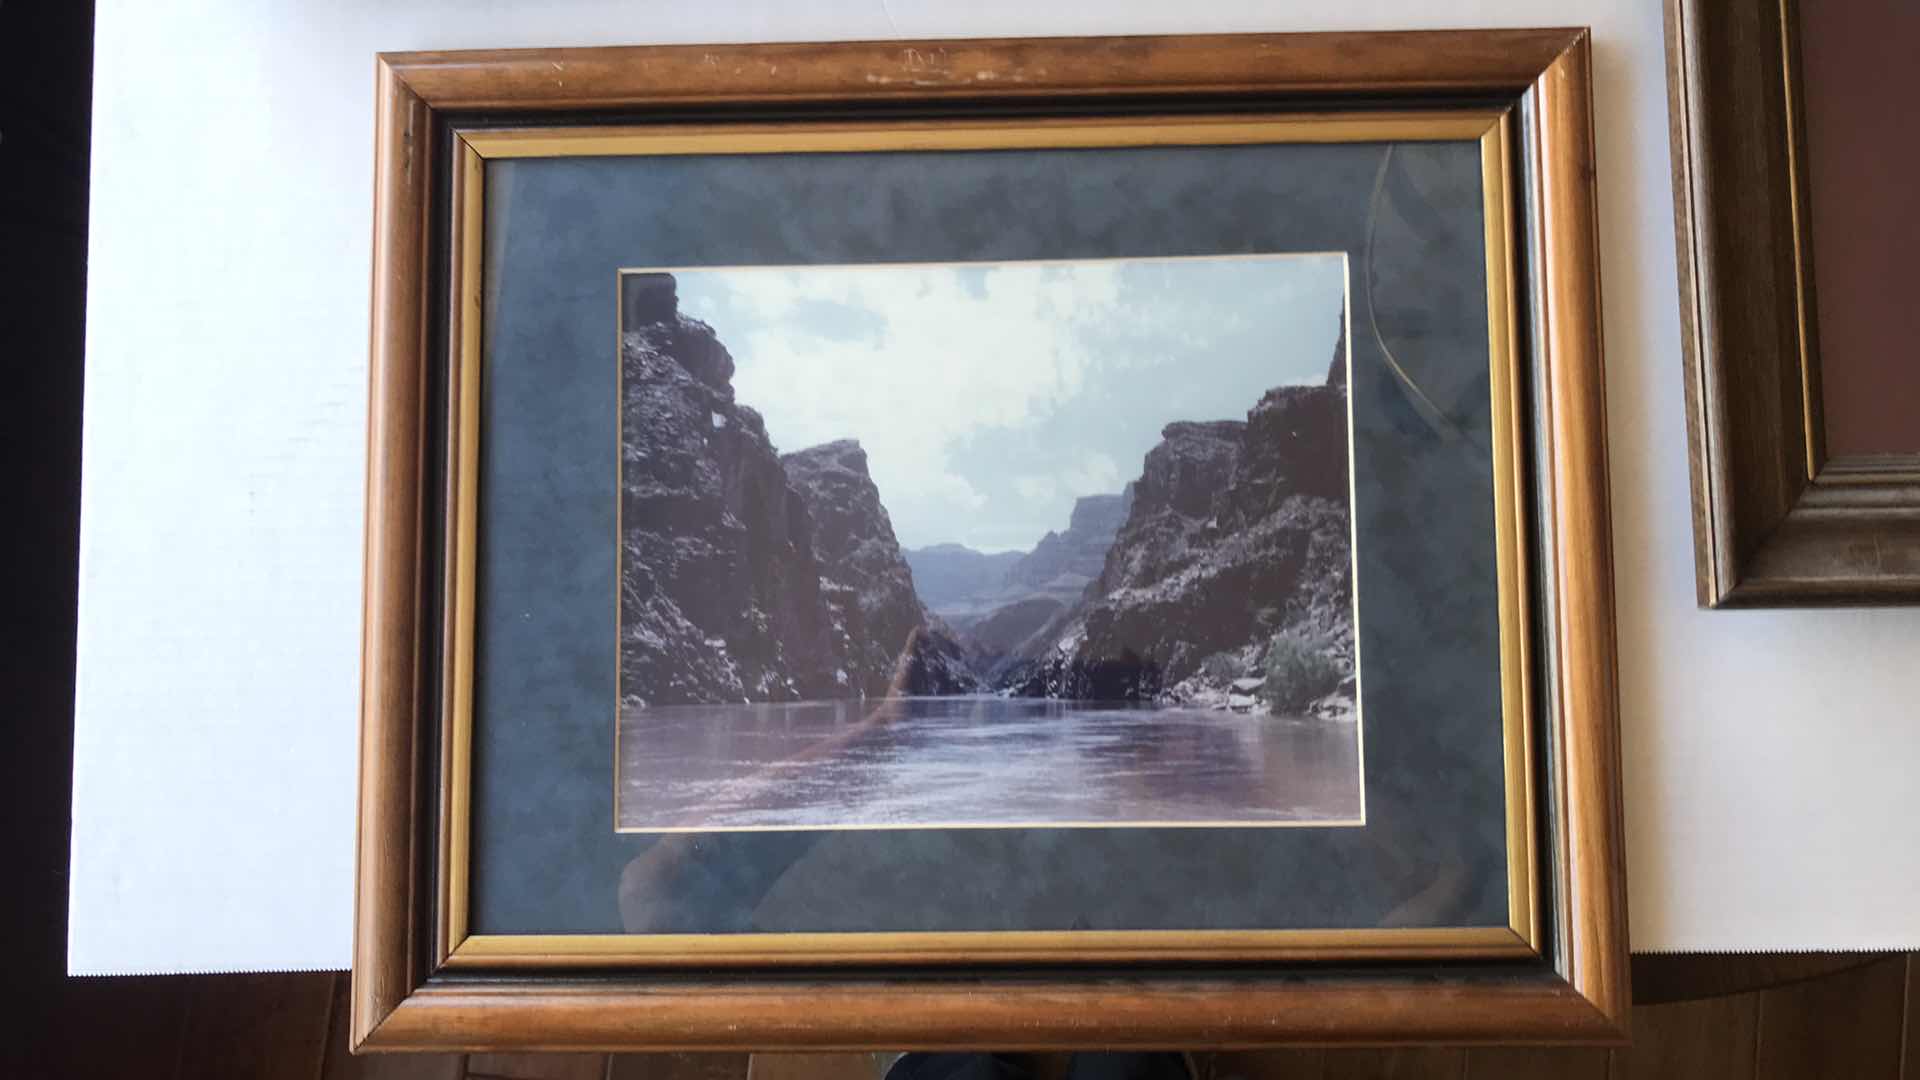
{"left": 1004, "top": 316, "right": 1355, "bottom": 716}
{"left": 782, "top": 439, "right": 977, "bottom": 698}
{"left": 619, "top": 273, "right": 971, "bottom": 706}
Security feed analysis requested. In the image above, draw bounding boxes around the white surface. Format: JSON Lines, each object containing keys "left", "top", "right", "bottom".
{"left": 69, "top": 0, "right": 1920, "bottom": 975}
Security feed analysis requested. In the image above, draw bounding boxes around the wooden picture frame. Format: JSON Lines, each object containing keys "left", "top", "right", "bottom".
{"left": 356, "top": 29, "right": 1626, "bottom": 1051}
{"left": 1665, "top": 0, "right": 1920, "bottom": 607}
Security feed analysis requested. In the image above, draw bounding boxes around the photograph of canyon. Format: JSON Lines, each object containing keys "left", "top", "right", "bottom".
{"left": 616, "top": 255, "right": 1362, "bottom": 831}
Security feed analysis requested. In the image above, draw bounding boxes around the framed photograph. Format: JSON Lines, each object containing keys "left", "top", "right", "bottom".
{"left": 1666, "top": 0, "right": 1920, "bottom": 606}
{"left": 355, "top": 29, "right": 1627, "bottom": 1050}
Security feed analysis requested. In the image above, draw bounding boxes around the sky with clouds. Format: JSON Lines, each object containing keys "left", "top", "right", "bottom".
{"left": 673, "top": 254, "right": 1346, "bottom": 553}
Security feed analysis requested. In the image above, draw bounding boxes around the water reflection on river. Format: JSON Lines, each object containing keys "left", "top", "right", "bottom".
{"left": 617, "top": 695, "right": 1362, "bottom": 830}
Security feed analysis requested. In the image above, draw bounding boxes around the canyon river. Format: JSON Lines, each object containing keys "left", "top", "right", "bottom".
{"left": 617, "top": 695, "right": 1362, "bottom": 830}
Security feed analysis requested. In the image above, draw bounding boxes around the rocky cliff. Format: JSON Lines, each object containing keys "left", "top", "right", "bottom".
{"left": 901, "top": 544, "right": 1023, "bottom": 619}
{"left": 781, "top": 440, "right": 978, "bottom": 698}
{"left": 619, "top": 269, "right": 1350, "bottom": 713}
{"left": 959, "top": 594, "right": 1067, "bottom": 678}
{"left": 619, "top": 273, "right": 974, "bottom": 706}
{"left": 1004, "top": 316, "right": 1355, "bottom": 717}
{"left": 1001, "top": 489, "right": 1134, "bottom": 601}
{"left": 904, "top": 489, "right": 1132, "bottom": 643}
{"left": 619, "top": 274, "right": 842, "bottom": 706}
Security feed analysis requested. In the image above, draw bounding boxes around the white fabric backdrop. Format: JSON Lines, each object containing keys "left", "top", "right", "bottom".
{"left": 69, "top": 0, "right": 1920, "bottom": 975}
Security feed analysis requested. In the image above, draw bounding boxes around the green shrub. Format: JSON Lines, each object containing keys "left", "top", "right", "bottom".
{"left": 1260, "top": 630, "right": 1345, "bottom": 714}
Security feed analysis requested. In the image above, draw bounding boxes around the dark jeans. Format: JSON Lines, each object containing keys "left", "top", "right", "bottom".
{"left": 886, "top": 1053, "right": 1192, "bottom": 1080}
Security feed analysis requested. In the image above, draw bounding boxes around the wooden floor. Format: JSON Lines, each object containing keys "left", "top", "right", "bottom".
{"left": 12, "top": 954, "right": 1916, "bottom": 1079}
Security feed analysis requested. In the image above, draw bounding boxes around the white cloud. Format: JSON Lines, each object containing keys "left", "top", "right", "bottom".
{"left": 694, "top": 263, "right": 1134, "bottom": 546}
{"left": 672, "top": 255, "right": 1344, "bottom": 550}
{"left": 1013, "top": 475, "right": 1058, "bottom": 503}
{"left": 1059, "top": 451, "right": 1122, "bottom": 497}
{"left": 931, "top": 472, "right": 989, "bottom": 512}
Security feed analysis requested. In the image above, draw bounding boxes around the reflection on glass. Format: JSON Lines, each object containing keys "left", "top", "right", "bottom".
{"left": 619, "top": 696, "right": 1361, "bottom": 830}
{"left": 617, "top": 255, "right": 1362, "bottom": 832}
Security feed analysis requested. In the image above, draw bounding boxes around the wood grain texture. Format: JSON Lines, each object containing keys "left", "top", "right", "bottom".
{"left": 1025, "top": 1052, "right": 1077, "bottom": 1080}
{"left": 1468, "top": 1046, "right": 1608, "bottom": 1079}
{"left": 743, "top": 1053, "right": 893, "bottom": 1080}
{"left": 1903, "top": 954, "right": 1918, "bottom": 1080}
{"left": 1754, "top": 955, "right": 1909, "bottom": 1080}
{"left": 361, "top": 975, "right": 1624, "bottom": 1051}
{"left": 326, "top": 975, "right": 466, "bottom": 1080}
{"left": 607, "top": 1054, "right": 752, "bottom": 1080}
{"left": 1632, "top": 951, "right": 1896, "bottom": 1006}
{"left": 1613, "top": 991, "right": 1759, "bottom": 1078}
{"left": 1320, "top": 1049, "right": 1465, "bottom": 1078}
{"left": 1663, "top": 0, "right": 1920, "bottom": 606}
{"left": 356, "top": 52, "right": 435, "bottom": 1052}
{"left": 28, "top": 976, "right": 196, "bottom": 1080}
{"left": 382, "top": 31, "right": 1581, "bottom": 111}
{"left": 468, "top": 1053, "right": 609, "bottom": 1079}
{"left": 1207, "top": 1050, "right": 1324, "bottom": 1079}
{"left": 354, "top": 29, "right": 1626, "bottom": 1051}
{"left": 17, "top": 957, "right": 1920, "bottom": 1079}
{"left": 174, "top": 972, "right": 337, "bottom": 1080}
{"left": 1528, "top": 33, "right": 1633, "bottom": 1039}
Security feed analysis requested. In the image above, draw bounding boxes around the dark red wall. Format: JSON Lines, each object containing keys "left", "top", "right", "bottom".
{"left": 1800, "top": 0, "right": 1920, "bottom": 455}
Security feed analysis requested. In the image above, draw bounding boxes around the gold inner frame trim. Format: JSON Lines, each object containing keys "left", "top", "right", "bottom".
{"left": 446, "top": 926, "right": 1529, "bottom": 969}
{"left": 1776, "top": 0, "right": 1822, "bottom": 478}
{"left": 1482, "top": 114, "right": 1540, "bottom": 952}
{"left": 438, "top": 110, "right": 1539, "bottom": 968}
{"left": 437, "top": 138, "right": 485, "bottom": 961}
{"left": 461, "top": 111, "right": 1501, "bottom": 160}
